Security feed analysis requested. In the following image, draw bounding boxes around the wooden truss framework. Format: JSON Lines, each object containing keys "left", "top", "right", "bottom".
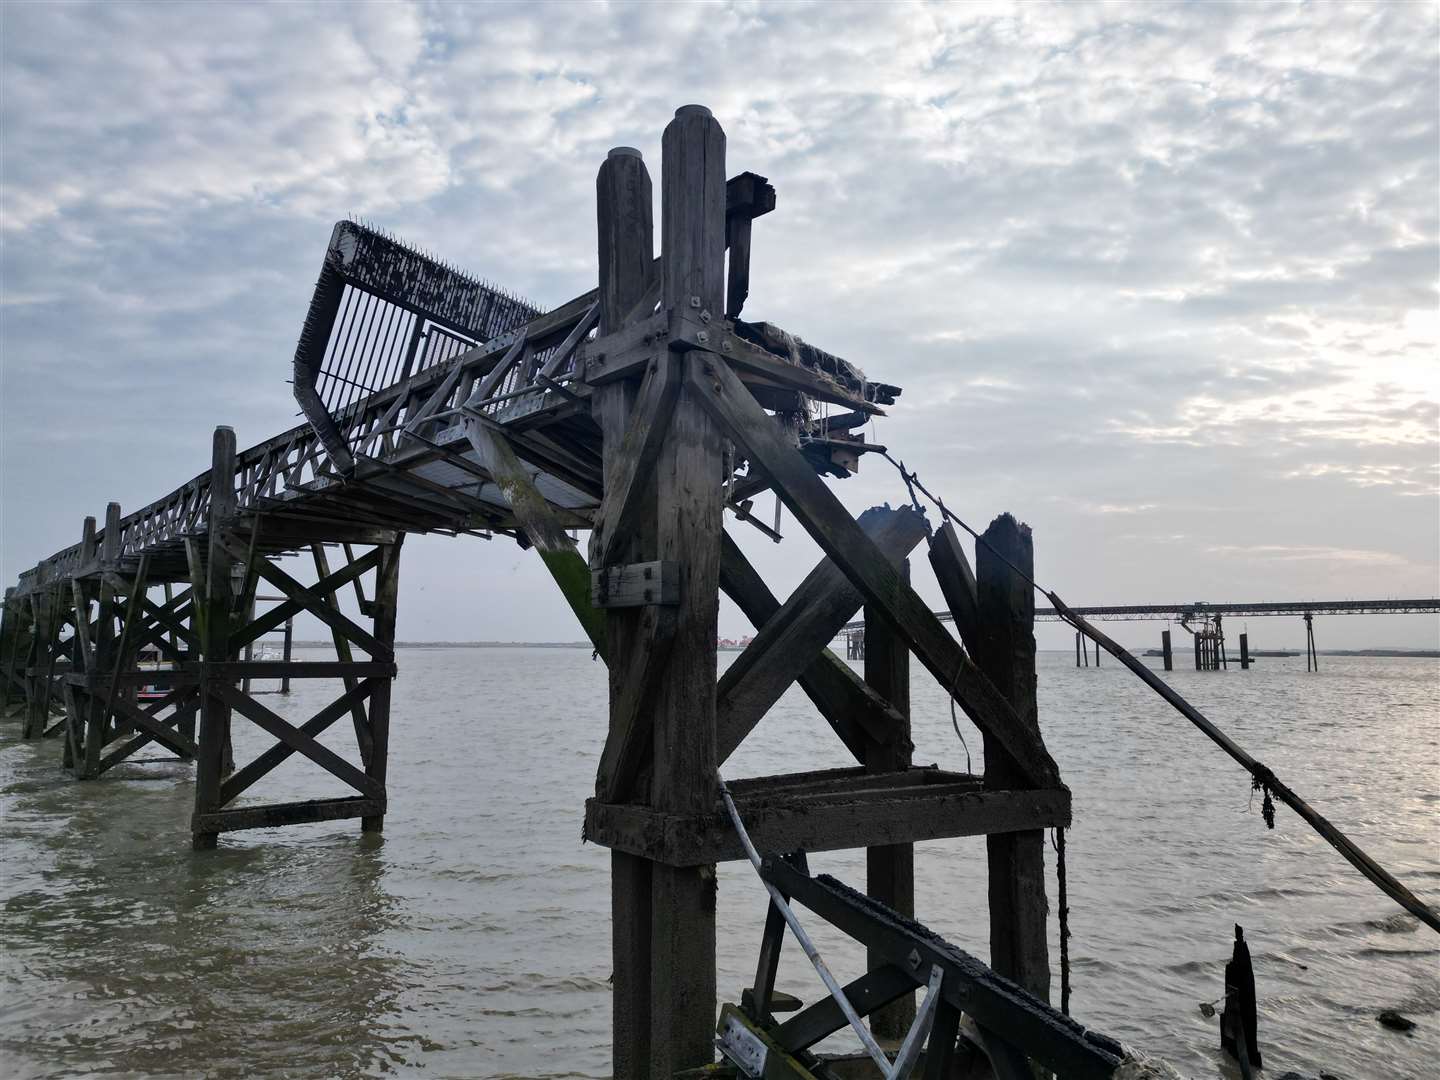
{"left": 4, "top": 102, "right": 1084, "bottom": 1075}
{"left": 501, "top": 108, "right": 1072, "bottom": 1076}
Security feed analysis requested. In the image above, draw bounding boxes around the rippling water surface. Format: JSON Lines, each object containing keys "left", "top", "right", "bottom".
{"left": 2, "top": 649, "right": 1436, "bottom": 1079}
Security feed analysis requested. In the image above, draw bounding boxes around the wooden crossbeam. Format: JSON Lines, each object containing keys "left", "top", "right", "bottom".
{"left": 687, "top": 356, "right": 1060, "bottom": 790}
{"left": 774, "top": 964, "right": 916, "bottom": 1051}
{"left": 715, "top": 506, "right": 926, "bottom": 762}
{"left": 221, "top": 679, "right": 378, "bottom": 803}
{"left": 216, "top": 683, "right": 381, "bottom": 799}
{"left": 929, "top": 522, "right": 982, "bottom": 655}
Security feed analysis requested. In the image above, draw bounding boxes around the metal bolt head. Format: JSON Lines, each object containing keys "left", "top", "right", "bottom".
{"left": 690, "top": 295, "right": 702, "bottom": 308}
{"left": 908, "top": 948, "right": 922, "bottom": 970}
{"left": 699, "top": 309, "right": 712, "bottom": 324}
{"left": 721, "top": 339, "right": 733, "bottom": 353}
{"left": 697, "top": 330, "right": 710, "bottom": 345}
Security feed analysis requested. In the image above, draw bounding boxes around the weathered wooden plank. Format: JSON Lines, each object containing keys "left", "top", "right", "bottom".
{"left": 593, "top": 603, "right": 677, "bottom": 804}
{"left": 975, "top": 514, "right": 1050, "bottom": 1002}
{"left": 192, "top": 795, "right": 384, "bottom": 834}
{"left": 592, "top": 560, "right": 680, "bottom": 608}
{"left": 929, "top": 521, "right": 983, "bottom": 656}
{"left": 590, "top": 353, "right": 682, "bottom": 569}
{"left": 686, "top": 355, "right": 1060, "bottom": 790}
{"left": 584, "top": 786, "right": 1070, "bottom": 866}
{"left": 361, "top": 538, "right": 401, "bottom": 832}
{"left": 774, "top": 964, "right": 916, "bottom": 1052}
{"left": 715, "top": 506, "right": 926, "bottom": 762}
{"left": 464, "top": 419, "right": 607, "bottom": 659}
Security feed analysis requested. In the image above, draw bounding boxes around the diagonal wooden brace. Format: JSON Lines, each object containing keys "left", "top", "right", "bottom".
{"left": 217, "top": 536, "right": 387, "bottom": 660}
{"left": 217, "top": 682, "right": 382, "bottom": 799}
{"left": 929, "top": 522, "right": 983, "bottom": 656}
{"left": 591, "top": 352, "right": 682, "bottom": 569}
{"left": 715, "top": 508, "right": 927, "bottom": 763}
{"left": 593, "top": 604, "right": 678, "bottom": 804}
{"left": 465, "top": 417, "right": 608, "bottom": 660}
{"left": 687, "top": 356, "right": 1060, "bottom": 790}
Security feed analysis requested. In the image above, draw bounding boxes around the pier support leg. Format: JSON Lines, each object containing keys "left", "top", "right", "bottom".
{"left": 1074, "top": 631, "right": 1081, "bottom": 668}
{"left": 1304, "top": 613, "right": 1318, "bottom": 672}
{"left": 24, "top": 587, "right": 56, "bottom": 739}
{"left": 193, "top": 427, "right": 238, "bottom": 851}
{"left": 1161, "top": 629, "right": 1173, "bottom": 671}
{"left": 361, "top": 537, "right": 402, "bottom": 833}
{"left": 1239, "top": 633, "right": 1250, "bottom": 670}
{"left": 865, "top": 563, "right": 915, "bottom": 1038}
{"left": 1194, "top": 633, "right": 1202, "bottom": 671}
{"left": 975, "top": 515, "right": 1049, "bottom": 1002}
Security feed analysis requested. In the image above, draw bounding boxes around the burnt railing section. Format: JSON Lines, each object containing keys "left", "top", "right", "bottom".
{"left": 292, "top": 220, "right": 541, "bottom": 471}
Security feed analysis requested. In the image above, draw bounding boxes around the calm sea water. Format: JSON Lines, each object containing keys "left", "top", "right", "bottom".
{"left": 1, "top": 649, "right": 1436, "bottom": 1079}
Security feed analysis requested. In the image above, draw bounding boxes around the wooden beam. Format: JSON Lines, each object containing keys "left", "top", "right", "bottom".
{"left": 217, "top": 683, "right": 381, "bottom": 798}
{"left": 929, "top": 521, "right": 983, "bottom": 656}
{"left": 714, "top": 506, "right": 926, "bottom": 763}
{"left": 596, "top": 142, "right": 659, "bottom": 1080}
{"left": 975, "top": 514, "right": 1050, "bottom": 1002}
{"left": 864, "top": 560, "right": 916, "bottom": 1039}
{"left": 649, "top": 102, "right": 726, "bottom": 1074}
{"left": 585, "top": 785, "right": 1069, "bottom": 866}
{"left": 193, "top": 425, "right": 237, "bottom": 849}
{"left": 464, "top": 419, "right": 607, "bottom": 660}
{"left": 686, "top": 355, "right": 1060, "bottom": 790}
{"left": 590, "top": 353, "right": 681, "bottom": 569}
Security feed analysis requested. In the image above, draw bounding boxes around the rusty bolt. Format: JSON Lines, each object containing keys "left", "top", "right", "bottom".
{"left": 689, "top": 295, "right": 701, "bottom": 308}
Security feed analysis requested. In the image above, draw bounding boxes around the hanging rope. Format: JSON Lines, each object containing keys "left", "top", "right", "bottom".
{"left": 879, "top": 452, "right": 1440, "bottom": 936}
{"left": 1053, "top": 827, "right": 1072, "bottom": 1015}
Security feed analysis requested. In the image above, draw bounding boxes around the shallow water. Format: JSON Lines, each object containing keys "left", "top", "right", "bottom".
{"left": 1, "top": 650, "right": 1436, "bottom": 1079}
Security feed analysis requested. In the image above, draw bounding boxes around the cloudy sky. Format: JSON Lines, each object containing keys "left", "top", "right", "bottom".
{"left": 2, "top": 1, "right": 1437, "bottom": 650}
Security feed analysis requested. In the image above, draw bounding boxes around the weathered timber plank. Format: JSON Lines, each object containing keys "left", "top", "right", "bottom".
{"left": 592, "top": 560, "right": 680, "bottom": 608}
{"left": 584, "top": 786, "right": 1070, "bottom": 866}
{"left": 929, "top": 521, "right": 983, "bottom": 655}
{"left": 774, "top": 964, "right": 916, "bottom": 1052}
{"left": 192, "top": 795, "right": 385, "bottom": 834}
{"left": 591, "top": 353, "right": 681, "bottom": 569}
{"left": 686, "top": 355, "right": 1060, "bottom": 790}
{"left": 464, "top": 419, "right": 607, "bottom": 659}
{"left": 715, "top": 506, "right": 926, "bottom": 762}
{"left": 593, "top": 603, "right": 677, "bottom": 804}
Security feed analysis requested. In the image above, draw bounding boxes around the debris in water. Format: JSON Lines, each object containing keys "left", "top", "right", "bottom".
{"left": 1377, "top": 1009, "right": 1416, "bottom": 1033}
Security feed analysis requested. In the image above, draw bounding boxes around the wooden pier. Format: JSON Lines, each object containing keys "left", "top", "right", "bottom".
{"left": 2, "top": 105, "right": 1134, "bottom": 1075}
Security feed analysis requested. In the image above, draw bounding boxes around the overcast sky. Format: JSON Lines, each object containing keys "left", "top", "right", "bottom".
{"left": 2, "top": 1, "right": 1437, "bottom": 650}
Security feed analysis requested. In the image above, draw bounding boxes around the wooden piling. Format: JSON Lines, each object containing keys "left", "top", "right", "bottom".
{"left": 1161, "top": 629, "right": 1173, "bottom": 671}
{"left": 1239, "top": 632, "right": 1250, "bottom": 670}
{"left": 974, "top": 514, "right": 1050, "bottom": 1002}
{"left": 864, "top": 560, "right": 915, "bottom": 1038}
{"left": 647, "top": 103, "right": 726, "bottom": 1072}
{"left": 594, "top": 141, "right": 659, "bottom": 1080}
{"left": 193, "top": 426, "right": 237, "bottom": 851}
{"left": 1074, "top": 631, "right": 1081, "bottom": 668}
{"left": 361, "top": 536, "right": 402, "bottom": 833}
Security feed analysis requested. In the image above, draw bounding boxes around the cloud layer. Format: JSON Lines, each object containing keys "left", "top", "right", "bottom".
{"left": 3, "top": 1, "right": 1436, "bottom": 646}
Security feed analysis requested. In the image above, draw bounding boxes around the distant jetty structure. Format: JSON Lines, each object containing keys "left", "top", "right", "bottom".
{"left": 845, "top": 597, "right": 1440, "bottom": 671}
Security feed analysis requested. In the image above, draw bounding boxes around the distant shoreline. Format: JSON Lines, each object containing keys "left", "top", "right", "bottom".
{"left": 289, "top": 641, "right": 1440, "bottom": 657}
